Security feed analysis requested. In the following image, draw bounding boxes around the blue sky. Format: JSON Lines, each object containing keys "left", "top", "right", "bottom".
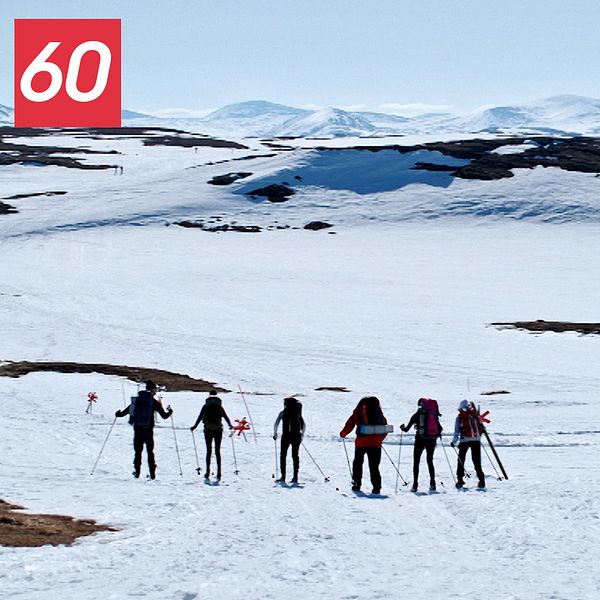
{"left": 2, "top": 0, "right": 599, "bottom": 114}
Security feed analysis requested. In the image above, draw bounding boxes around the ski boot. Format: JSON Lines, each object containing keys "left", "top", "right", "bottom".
{"left": 477, "top": 478, "right": 486, "bottom": 489}
{"left": 351, "top": 483, "right": 361, "bottom": 492}
{"left": 410, "top": 483, "right": 418, "bottom": 493}
{"left": 455, "top": 478, "right": 465, "bottom": 489}
{"left": 429, "top": 481, "right": 436, "bottom": 492}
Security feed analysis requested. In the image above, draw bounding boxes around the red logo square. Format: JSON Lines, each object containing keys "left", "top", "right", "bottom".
{"left": 14, "top": 19, "right": 121, "bottom": 128}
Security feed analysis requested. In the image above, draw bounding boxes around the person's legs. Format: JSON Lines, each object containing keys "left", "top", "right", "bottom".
{"left": 366, "top": 446, "right": 382, "bottom": 493}
{"left": 133, "top": 427, "right": 144, "bottom": 477}
{"left": 146, "top": 430, "right": 156, "bottom": 479}
{"left": 425, "top": 439, "right": 436, "bottom": 487}
{"left": 279, "top": 434, "right": 290, "bottom": 480}
{"left": 471, "top": 441, "right": 485, "bottom": 486}
{"left": 412, "top": 437, "right": 425, "bottom": 490}
{"left": 457, "top": 442, "right": 469, "bottom": 484}
{"left": 290, "top": 433, "right": 301, "bottom": 482}
{"left": 352, "top": 446, "right": 367, "bottom": 490}
{"left": 214, "top": 429, "right": 223, "bottom": 478}
{"left": 204, "top": 430, "right": 214, "bottom": 477}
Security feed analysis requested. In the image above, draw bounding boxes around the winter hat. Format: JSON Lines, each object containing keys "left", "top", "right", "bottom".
{"left": 458, "top": 399, "right": 470, "bottom": 411}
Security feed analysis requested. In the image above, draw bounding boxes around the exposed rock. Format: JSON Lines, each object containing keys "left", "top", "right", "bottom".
{"left": 304, "top": 221, "right": 333, "bottom": 231}
{"left": 247, "top": 183, "right": 295, "bottom": 203}
{"left": 208, "top": 172, "right": 252, "bottom": 186}
{"left": 0, "top": 498, "right": 115, "bottom": 548}
{"left": 176, "top": 221, "right": 261, "bottom": 233}
{"left": 0, "top": 201, "right": 18, "bottom": 215}
{"left": 492, "top": 320, "right": 600, "bottom": 335}
{"left": 0, "top": 361, "right": 226, "bottom": 392}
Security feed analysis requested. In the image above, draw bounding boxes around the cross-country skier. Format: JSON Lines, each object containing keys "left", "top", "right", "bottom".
{"left": 400, "top": 398, "right": 443, "bottom": 492}
{"left": 273, "top": 397, "right": 305, "bottom": 483}
{"left": 452, "top": 400, "right": 485, "bottom": 489}
{"left": 190, "top": 390, "right": 232, "bottom": 481}
{"left": 115, "top": 380, "right": 173, "bottom": 479}
{"left": 340, "top": 396, "right": 388, "bottom": 494}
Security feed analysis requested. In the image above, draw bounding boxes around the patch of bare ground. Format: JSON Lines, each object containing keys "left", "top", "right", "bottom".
{"left": 0, "top": 361, "right": 227, "bottom": 392}
{"left": 492, "top": 320, "right": 600, "bottom": 335}
{"left": 0, "top": 498, "right": 115, "bottom": 547}
{"left": 481, "top": 390, "right": 511, "bottom": 396}
{"left": 315, "top": 386, "right": 351, "bottom": 393}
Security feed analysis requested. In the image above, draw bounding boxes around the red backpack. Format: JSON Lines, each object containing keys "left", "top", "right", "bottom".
{"left": 417, "top": 398, "right": 442, "bottom": 439}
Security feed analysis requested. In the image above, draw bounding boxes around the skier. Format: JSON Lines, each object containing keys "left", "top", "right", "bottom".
{"left": 451, "top": 400, "right": 485, "bottom": 489}
{"left": 190, "top": 390, "right": 232, "bottom": 481}
{"left": 400, "top": 398, "right": 442, "bottom": 492}
{"left": 340, "top": 396, "right": 388, "bottom": 494}
{"left": 115, "top": 380, "right": 173, "bottom": 479}
{"left": 273, "top": 397, "right": 305, "bottom": 484}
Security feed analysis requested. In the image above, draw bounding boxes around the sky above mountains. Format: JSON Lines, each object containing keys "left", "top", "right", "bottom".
{"left": 1, "top": 1, "right": 600, "bottom": 114}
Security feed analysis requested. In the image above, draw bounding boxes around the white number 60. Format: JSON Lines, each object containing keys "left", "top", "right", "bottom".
{"left": 20, "top": 41, "right": 112, "bottom": 103}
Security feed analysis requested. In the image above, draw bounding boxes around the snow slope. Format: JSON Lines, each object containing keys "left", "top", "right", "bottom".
{"left": 0, "top": 128, "right": 599, "bottom": 600}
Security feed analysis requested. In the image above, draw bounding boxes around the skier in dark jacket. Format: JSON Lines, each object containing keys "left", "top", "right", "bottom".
{"left": 340, "top": 396, "right": 389, "bottom": 494}
{"left": 191, "top": 390, "right": 232, "bottom": 481}
{"left": 400, "top": 398, "right": 442, "bottom": 492}
{"left": 452, "top": 400, "right": 485, "bottom": 489}
{"left": 115, "top": 380, "right": 172, "bottom": 479}
{"left": 273, "top": 397, "right": 305, "bottom": 483}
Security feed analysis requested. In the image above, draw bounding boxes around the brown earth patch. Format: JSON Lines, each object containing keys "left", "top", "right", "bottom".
{"left": 492, "top": 320, "right": 600, "bottom": 335}
{"left": 0, "top": 498, "right": 115, "bottom": 547}
{"left": 0, "top": 361, "right": 227, "bottom": 392}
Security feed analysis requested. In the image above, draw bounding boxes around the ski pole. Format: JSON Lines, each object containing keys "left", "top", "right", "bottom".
{"left": 238, "top": 385, "right": 257, "bottom": 444}
{"left": 302, "top": 442, "right": 330, "bottom": 482}
{"left": 439, "top": 436, "right": 457, "bottom": 486}
{"left": 382, "top": 445, "right": 409, "bottom": 486}
{"left": 395, "top": 432, "right": 403, "bottom": 494}
{"left": 231, "top": 435, "right": 239, "bottom": 475}
{"left": 341, "top": 437, "right": 354, "bottom": 484}
{"left": 170, "top": 414, "right": 183, "bottom": 477}
{"left": 272, "top": 437, "right": 278, "bottom": 479}
{"left": 482, "top": 427, "right": 508, "bottom": 479}
{"left": 90, "top": 416, "right": 117, "bottom": 476}
{"left": 452, "top": 443, "right": 472, "bottom": 478}
{"left": 481, "top": 436, "right": 503, "bottom": 481}
{"left": 191, "top": 430, "right": 201, "bottom": 475}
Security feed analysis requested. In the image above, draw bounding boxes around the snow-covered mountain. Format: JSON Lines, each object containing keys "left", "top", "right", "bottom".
{"left": 275, "top": 107, "right": 377, "bottom": 137}
{"left": 0, "top": 103, "right": 13, "bottom": 124}
{"left": 3, "top": 95, "right": 600, "bottom": 137}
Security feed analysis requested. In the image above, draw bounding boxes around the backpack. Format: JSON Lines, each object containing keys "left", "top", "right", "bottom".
{"left": 203, "top": 396, "right": 223, "bottom": 430}
{"left": 282, "top": 398, "right": 303, "bottom": 434}
{"left": 357, "top": 397, "right": 392, "bottom": 435}
{"left": 417, "top": 398, "right": 442, "bottom": 439}
{"left": 129, "top": 391, "right": 154, "bottom": 428}
{"left": 458, "top": 408, "right": 481, "bottom": 439}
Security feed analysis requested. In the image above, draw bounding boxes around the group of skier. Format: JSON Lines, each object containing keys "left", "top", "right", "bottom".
{"left": 114, "top": 381, "right": 494, "bottom": 493}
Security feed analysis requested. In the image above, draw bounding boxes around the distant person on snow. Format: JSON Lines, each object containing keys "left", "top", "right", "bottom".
{"left": 400, "top": 398, "right": 443, "bottom": 492}
{"left": 452, "top": 400, "right": 485, "bottom": 489}
{"left": 191, "top": 390, "right": 232, "bottom": 481}
{"left": 273, "top": 397, "right": 305, "bottom": 483}
{"left": 340, "top": 396, "right": 389, "bottom": 494}
{"left": 115, "top": 380, "right": 172, "bottom": 479}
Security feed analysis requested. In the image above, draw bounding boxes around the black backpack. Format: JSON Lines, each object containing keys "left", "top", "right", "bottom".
{"left": 129, "top": 391, "right": 154, "bottom": 428}
{"left": 282, "top": 398, "right": 303, "bottom": 434}
{"left": 203, "top": 396, "right": 223, "bottom": 430}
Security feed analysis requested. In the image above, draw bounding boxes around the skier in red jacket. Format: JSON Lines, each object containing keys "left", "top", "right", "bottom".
{"left": 340, "top": 396, "right": 389, "bottom": 494}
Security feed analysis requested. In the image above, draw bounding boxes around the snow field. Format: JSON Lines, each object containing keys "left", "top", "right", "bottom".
{"left": 1, "top": 222, "right": 599, "bottom": 599}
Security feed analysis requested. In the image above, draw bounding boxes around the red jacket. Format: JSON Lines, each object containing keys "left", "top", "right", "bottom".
{"left": 340, "top": 408, "right": 388, "bottom": 448}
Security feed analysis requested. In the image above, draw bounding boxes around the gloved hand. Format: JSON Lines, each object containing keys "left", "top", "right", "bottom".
{"left": 190, "top": 426, "right": 195, "bottom": 432}
{"left": 450, "top": 441, "right": 455, "bottom": 448}
{"left": 339, "top": 431, "right": 346, "bottom": 438}
{"left": 400, "top": 424, "right": 407, "bottom": 432}
{"left": 273, "top": 434, "right": 277, "bottom": 440}
{"left": 115, "top": 410, "right": 121, "bottom": 417}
